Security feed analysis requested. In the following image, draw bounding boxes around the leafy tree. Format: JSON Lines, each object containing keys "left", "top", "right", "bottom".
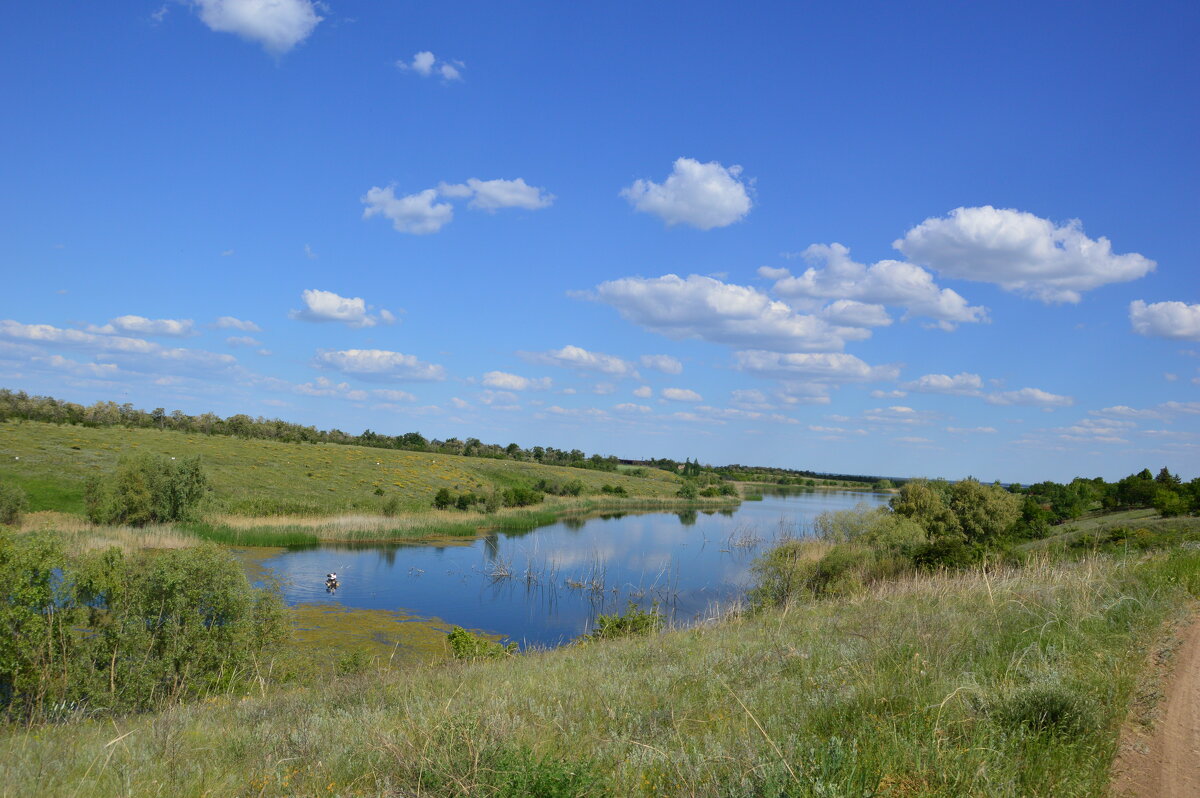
{"left": 1, "top": 534, "right": 286, "bottom": 720}
{"left": 947, "top": 479, "right": 1021, "bottom": 547}
{"left": 0, "top": 481, "right": 28, "bottom": 526}
{"left": 84, "top": 454, "right": 208, "bottom": 526}
{"left": 890, "top": 479, "right": 959, "bottom": 540}
{"left": 432, "top": 488, "right": 454, "bottom": 510}
{"left": 1154, "top": 488, "right": 1188, "bottom": 517}
{"left": 1156, "top": 467, "right": 1182, "bottom": 487}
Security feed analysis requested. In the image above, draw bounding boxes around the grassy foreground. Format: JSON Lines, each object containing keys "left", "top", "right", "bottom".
{"left": 4, "top": 546, "right": 1197, "bottom": 797}
{"left": 0, "top": 420, "right": 683, "bottom": 518}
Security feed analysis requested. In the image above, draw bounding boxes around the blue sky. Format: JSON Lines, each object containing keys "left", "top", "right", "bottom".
{"left": 2, "top": 0, "right": 1198, "bottom": 483}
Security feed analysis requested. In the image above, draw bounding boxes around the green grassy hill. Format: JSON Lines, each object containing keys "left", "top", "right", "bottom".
{"left": 0, "top": 419, "right": 683, "bottom": 518}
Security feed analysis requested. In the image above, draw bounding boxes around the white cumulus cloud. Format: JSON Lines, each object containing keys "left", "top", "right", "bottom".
{"left": 191, "top": 0, "right": 322, "bottom": 54}
{"left": 901, "top": 372, "right": 984, "bottom": 396}
{"left": 361, "top": 187, "right": 454, "bottom": 235}
{"left": 289, "top": 289, "right": 394, "bottom": 328}
{"left": 520, "top": 345, "right": 639, "bottom": 377}
{"left": 985, "top": 387, "right": 1074, "bottom": 407}
{"left": 33, "top": 355, "right": 121, "bottom": 379}
{"left": 314, "top": 349, "right": 445, "bottom": 381}
{"left": 397, "top": 51, "right": 464, "bottom": 81}
{"left": 896, "top": 206, "right": 1155, "bottom": 303}
{"left": 438, "top": 178, "right": 554, "bottom": 211}
{"left": 639, "top": 354, "right": 683, "bottom": 374}
{"left": 661, "top": 387, "right": 702, "bottom": 402}
{"left": 1130, "top": 300, "right": 1200, "bottom": 341}
{"left": 0, "top": 320, "right": 235, "bottom": 371}
{"left": 762, "top": 243, "right": 987, "bottom": 330}
{"left": 734, "top": 351, "right": 900, "bottom": 382}
{"left": 633, "top": 385, "right": 653, "bottom": 398}
{"left": 621, "top": 157, "right": 752, "bottom": 230}
{"left": 820, "top": 300, "right": 893, "bottom": 328}
{"left": 482, "top": 371, "right": 552, "bottom": 391}
{"left": 586, "top": 274, "right": 866, "bottom": 353}
{"left": 87, "top": 315, "right": 197, "bottom": 338}
{"left": 215, "top": 316, "right": 260, "bottom": 332}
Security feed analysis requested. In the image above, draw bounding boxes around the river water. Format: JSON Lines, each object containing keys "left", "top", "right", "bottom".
{"left": 257, "top": 488, "right": 891, "bottom": 649}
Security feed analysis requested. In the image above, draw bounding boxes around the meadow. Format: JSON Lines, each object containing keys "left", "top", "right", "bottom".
{"left": 0, "top": 420, "right": 695, "bottom": 540}
{"left": 2, "top": 543, "right": 1196, "bottom": 797}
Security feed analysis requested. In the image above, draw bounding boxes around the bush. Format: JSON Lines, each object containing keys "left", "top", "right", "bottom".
{"left": 600, "top": 484, "right": 627, "bottom": 496}
{"left": 676, "top": 481, "right": 698, "bottom": 500}
{"left": 991, "top": 680, "right": 1096, "bottom": 735}
{"left": 0, "top": 533, "right": 287, "bottom": 720}
{"left": 382, "top": 495, "right": 403, "bottom": 516}
{"left": 478, "top": 745, "right": 604, "bottom": 797}
{"left": 433, "top": 487, "right": 454, "bottom": 510}
{"left": 84, "top": 453, "right": 208, "bottom": 526}
{"left": 750, "top": 539, "right": 911, "bottom": 607}
{"left": 0, "top": 480, "right": 28, "bottom": 525}
{"left": 447, "top": 626, "right": 517, "bottom": 660}
{"left": 582, "top": 601, "right": 662, "bottom": 642}
{"left": 1154, "top": 488, "right": 1188, "bottom": 517}
{"left": 502, "top": 486, "right": 544, "bottom": 507}
{"left": 534, "top": 479, "right": 585, "bottom": 497}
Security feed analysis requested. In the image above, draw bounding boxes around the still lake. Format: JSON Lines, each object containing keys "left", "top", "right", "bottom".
{"left": 257, "top": 488, "right": 891, "bottom": 649}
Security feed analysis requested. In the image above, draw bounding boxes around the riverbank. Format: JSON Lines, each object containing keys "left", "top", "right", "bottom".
{"left": 5, "top": 540, "right": 1197, "bottom": 796}
{"left": 15, "top": 494, "right": 741, "bottom": 551}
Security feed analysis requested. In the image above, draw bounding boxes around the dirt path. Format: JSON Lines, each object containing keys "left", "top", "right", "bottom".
{"left": 1111, "top": 614, "right": 1200, "bottom": 797}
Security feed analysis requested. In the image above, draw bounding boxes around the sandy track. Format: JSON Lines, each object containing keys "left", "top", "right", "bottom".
{"left": 1111, "top": 615, "right": 1200, "bottom": 797}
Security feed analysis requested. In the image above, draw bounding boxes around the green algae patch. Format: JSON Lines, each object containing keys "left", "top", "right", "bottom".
{"left": 288, "top": 603, "right": 455, "bottom": 668}
{"left": 229, "top": 545, "right": 289, "bottom": 584}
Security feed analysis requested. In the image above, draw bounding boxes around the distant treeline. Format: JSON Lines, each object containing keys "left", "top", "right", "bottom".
{"left": 713, "top": 463, "right": 901, "bottom": 487}
{"left": 0, "top": 389, "right": 630, "bottom": 471}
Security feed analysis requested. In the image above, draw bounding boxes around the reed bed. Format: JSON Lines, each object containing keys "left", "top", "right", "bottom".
{"left": 17, "top": 511, "right": 195, "bottom": 554}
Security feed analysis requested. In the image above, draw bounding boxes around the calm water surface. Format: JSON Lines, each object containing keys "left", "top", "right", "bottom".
{"left": 259, "top": 488, "right": 890, "bottom": 648}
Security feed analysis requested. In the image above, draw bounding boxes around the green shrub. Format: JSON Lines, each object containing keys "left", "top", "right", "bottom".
{"left": 600, "top": 484, "right": 627, "bottom": 496}
{"left": 478, "top": 745, "right": 605, "bottom": 797}
{"left": 750, "top": 540, "right": 911, "bottom": 607}
{"left": 433, "top": 487, "right": 454, "bottom": 510}
{"left": 502, "top": 486, "right": 543, "bottom": 507}
{"left": 83, "top": 453, "right": 208, "bottom": 526}
{"left": 447, "top": 626, "right": 517, "bottom": 660}
{"left": 0, "top": 533, "right": 287, "bottom": 720}
{"left": 1154, "top": 488, "right": 1188, "bottom": 517}
{"left": 534, "top": 479, "right": 585, "bottom": 497}
{"left": 991, "top": 680, "right": 1096, "bottom": 736}
{"left": 336, "top": 649, "right": 373, "bottom": 675}
{"left": 0, "top": 480, "right": 28, "bottom": 525}
{"left": 382, "top": 495, "right": 403, "bottom": 516}
{"left": 676, "top": 481, "right": 698, "bottom": 499}
{"left": 582, "top": 601, "right": 662, "bottom": 642}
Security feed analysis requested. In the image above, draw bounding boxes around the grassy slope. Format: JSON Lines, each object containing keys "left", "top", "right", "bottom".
{"left": 4, "top": 548, "right": 1199, "bottom": 797}
{"left": 0, "top": 419, "right": 683, "bottom": 517}
{"left": 1020, "top": 508, "right": 1191, "bottom": 552}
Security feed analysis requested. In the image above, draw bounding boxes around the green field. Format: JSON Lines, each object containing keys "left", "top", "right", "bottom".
{"left": 0, "top": 419, "right": 685, "bottom": 518}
